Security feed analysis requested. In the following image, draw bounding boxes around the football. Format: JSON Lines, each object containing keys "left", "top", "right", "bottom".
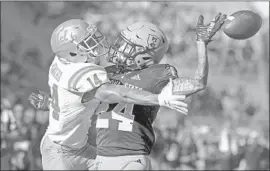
{"left": 223, "top": 10, "right": 262, "bottom": 40}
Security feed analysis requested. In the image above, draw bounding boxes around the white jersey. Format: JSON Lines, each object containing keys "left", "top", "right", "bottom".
{"left": 46, "top": 56, "right": 109, "bottom": 149}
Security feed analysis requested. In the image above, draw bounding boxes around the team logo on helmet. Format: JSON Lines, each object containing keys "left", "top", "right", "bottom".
{"left": 147, "top": 34, "right": 161, "bottom": 48}
{"left": 57, "top": 26, "right": 78, "bottom": 44}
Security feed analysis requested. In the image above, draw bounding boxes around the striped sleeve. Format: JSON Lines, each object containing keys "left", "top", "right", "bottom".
{"left": 164, "top": 64, "right": 179, "bottom": 80}
{"left": 67, "top": 65, "right": 109, "bottom": 93}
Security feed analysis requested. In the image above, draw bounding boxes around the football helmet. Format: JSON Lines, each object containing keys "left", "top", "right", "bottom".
{"left": 50, "top": 19, "right": 109, "bottom": 64}
{"left": 108, "top": 22, "right": 169, "bottom": 69}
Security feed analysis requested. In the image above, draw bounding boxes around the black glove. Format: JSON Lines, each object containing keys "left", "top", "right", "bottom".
{"left": 196, "top": 12, "right": 227, "bottom": 44}
{"left": 28, "top": 90, "right": 50, "bottom": 110}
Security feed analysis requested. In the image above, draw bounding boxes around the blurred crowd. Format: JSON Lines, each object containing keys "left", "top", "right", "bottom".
{"left": 1, "top": 84, "right": 269, "bottom": 170}
{"left": 1, "top": 98, "right": 48, "bottom": 170}
{"left": 1, "top": 1, "right": 269, "bottom": 170}
{"left": 150, "top": 121, "right": 269, "bottom": 170}
{"left": 149, "top": 84, "right": 269, "bottom": 170}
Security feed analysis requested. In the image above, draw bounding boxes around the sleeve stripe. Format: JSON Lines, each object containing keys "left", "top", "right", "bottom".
{"left": 73, "top": 68, "right": 106, "bottom": 89}
{"left": 68, "top": 66, "right": 92, "bottom": 89}
{"left": 68, "top": 66, "right": 103, "bottom": 89}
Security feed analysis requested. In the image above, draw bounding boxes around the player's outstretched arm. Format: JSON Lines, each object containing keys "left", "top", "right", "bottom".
{"left": 172, "top": 13, "right": 226, "bottom": 97}
{"left": 28, "top": 83, "right": 188, "bottom": 114}
{"left": 92, "top": 82, "right": 188, "bottom": 114}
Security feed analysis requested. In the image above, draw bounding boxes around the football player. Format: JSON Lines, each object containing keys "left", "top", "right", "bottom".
{"left": 30, "top": 12, "right": 226, "bottom": 170}
{"left": 28, "top": 19, "right": 188, "bottom": 170}
{"left": 93, "top": 13, "right": 226, "bottom": 170}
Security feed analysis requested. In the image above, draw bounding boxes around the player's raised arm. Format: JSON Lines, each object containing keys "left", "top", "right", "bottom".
{"left": 171, "top": 13, "right": 226, "bottom": 97}
{"left": 171, "top": 40, "right": 208, "bottom": 97}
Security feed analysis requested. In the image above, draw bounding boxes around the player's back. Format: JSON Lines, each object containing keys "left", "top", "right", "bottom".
{"left": 95, "top": 64, "right": 177, "bottom": 156}
{"left": 46, "top": 56, "right": 108, "bottom": 149}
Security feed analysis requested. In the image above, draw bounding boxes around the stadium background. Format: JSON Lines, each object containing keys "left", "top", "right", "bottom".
{"left": 1, "top": 1, "right": 269, "bottom": 170}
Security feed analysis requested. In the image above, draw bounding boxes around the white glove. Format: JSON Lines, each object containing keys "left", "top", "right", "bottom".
{"left": 158, "top": 78, "right": 188, "bottom": 115}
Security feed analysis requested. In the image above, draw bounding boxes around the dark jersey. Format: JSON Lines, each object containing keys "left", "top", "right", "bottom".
{"left": 95, "top": 64, "right": 178, "bottom": 156}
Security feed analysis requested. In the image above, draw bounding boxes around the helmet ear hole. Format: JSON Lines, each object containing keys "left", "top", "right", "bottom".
{"left": 69, "top": 52, "right": 77, "bottom": 57}
{"left": 142, "top": 57, "right": 151, "bottom": 60}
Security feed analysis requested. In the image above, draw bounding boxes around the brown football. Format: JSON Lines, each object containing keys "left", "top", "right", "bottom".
{"left": 223, "top": 10, "right": 262, "bottom": 40}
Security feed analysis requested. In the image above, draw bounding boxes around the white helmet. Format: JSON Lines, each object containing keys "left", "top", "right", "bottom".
{"left": 50, "top": 19, "right": 109, "bottom": 64}
{"left": 108, "top": 22, "right": 169, "bottom": 69}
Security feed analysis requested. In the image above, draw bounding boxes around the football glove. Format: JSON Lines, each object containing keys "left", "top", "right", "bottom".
{"left": 196, "top": 12, "right": 227, "bottom": 44}
{"left": 28, "top": 90, "right": 50, "bottom": 110}
{"left": 158, "top": 78, "right": 188, "bottom": 115}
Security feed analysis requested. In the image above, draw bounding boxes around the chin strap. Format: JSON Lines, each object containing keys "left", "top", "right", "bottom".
{"left": 58, "top": 57, "right": 71, "bottom": 64}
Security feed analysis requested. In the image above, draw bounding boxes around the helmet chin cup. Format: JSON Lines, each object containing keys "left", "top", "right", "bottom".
{"left": 67, "top": 54, "right": 87, "bottom": 63}
{"left": 86, "top": 55, "right": 100, "bottom": 65}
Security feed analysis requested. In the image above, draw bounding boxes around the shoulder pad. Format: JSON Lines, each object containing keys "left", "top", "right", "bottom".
{"left": 147, "top": 64, "right": 178, "bottom": 80}
{"left": 52, "top": 62, "right": 108, "bottom": 92}
{"left": 68, "top": 64, "right": 105, "bottom": 88}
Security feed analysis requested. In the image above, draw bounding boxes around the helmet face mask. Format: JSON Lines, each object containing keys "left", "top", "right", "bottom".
{"left": 108, "top": 22, "right": 168, "bottom": 69}
{"left": 108, "top": 35, "right": 151, "bottom": 69}
{"left": 76, "top": 26, "right": 109, "bottom": 58}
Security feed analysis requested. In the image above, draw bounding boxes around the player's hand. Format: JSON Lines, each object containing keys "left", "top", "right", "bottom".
{"left": 158, "top": 79, "right": 188, "bottom": 115}
{"left": 196, "top": 12, "right": 227, "bottom": 44}
{"left": 28, "top": 90, "right": 50, "bottom": 110}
